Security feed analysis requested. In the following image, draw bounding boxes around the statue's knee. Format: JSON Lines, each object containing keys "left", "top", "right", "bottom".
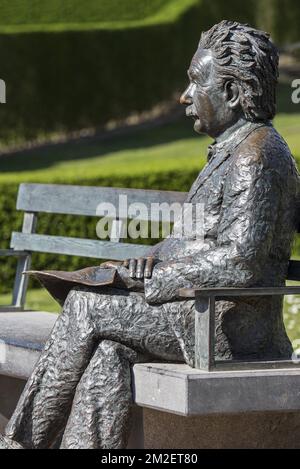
{"left": 62, "top": 288, "right": 96, "bottom": 324}
{"left": 97, "top": 339, "right": 119, "bottom": 354}
{"left": 97, "top": 340, "right": 138, "bottom": 364}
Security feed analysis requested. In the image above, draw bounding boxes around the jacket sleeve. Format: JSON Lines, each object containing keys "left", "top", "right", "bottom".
{"left": 144, "top": 152, "right": 282, "bottom": 304}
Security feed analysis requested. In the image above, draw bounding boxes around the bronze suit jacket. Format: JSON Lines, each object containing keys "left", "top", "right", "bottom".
{"left": 144, "top": 121, "right": 300, "bottom": 362}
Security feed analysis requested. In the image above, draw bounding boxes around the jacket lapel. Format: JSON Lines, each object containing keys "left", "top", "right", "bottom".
{"left": 187, "top": 122, "right": 267, "bottom": 202}
{"left": 187, "top": 150, "right": 231, "bottom": 201}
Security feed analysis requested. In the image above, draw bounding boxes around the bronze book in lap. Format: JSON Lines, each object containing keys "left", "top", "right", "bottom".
{"left": 23, "top": 267, "right": 127, "bottom": 306}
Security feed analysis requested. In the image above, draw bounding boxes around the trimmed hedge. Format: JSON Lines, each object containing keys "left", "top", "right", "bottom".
{"left": 0, "top": 0, "right": 299, "bottom": 146}
{"left": 0, "top": 0, "right": 259, "bottom": 147}
{"left": 256, "top": 0, "right": 300, "bottom": 44}
{"left": 0, "top": 1, "right": 200, "bottom": 146}
{"left": 0, "top": 0, "right": 172, "bottom": 25}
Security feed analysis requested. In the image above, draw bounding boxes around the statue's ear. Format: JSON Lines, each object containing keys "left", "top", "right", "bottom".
{"left": 224, "top": 81, "right": 240, "bottom": 109}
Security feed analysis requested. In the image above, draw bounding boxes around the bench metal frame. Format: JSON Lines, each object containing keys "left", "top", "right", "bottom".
{"left": 0, "top": 212, "right": 37, "bottom": 310}
{"left": 2, "top": 182, "right": 300, "bottom": 372}
{"left": 1, "top": 183, "right": 186, "bottom": 310}
{"left": 180, "top": 286, "right": 300, "bottom": 371}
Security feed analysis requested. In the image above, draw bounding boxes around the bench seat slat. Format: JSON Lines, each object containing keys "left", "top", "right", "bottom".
{"left": 17, "top": 183, "right": 187, "bottom": 218}
{"left": 180, "top": 286, "right": 300, "bottom": 298}
{"left": 11, "top": 232, "right": 151, "bottom": 260}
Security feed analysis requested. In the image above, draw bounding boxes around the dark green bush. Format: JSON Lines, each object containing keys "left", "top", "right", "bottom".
{"left": 0, "top": 0, "right": 298, "bottom": 146}
{"left": 0, "top": 0, "right": 261, "bottom": 147}
{"left": 0, "top": 3, "right": 203, "bottom": 146}
{"left": 0, "top": 0, "right": 172, "bottom": 25}
{"left": 256, "top": 0, "right": 300, "bottom": 44}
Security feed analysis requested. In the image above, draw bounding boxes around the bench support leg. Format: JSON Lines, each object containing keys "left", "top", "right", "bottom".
{"left": 195, "top": 296, "right": 215, "bottom": 370}
{"left": 12, "top": 212, "right": 37, "bottom": 309}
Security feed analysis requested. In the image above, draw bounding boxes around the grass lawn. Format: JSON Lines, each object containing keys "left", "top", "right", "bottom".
{"left": 0, "top": 288, "right": 60, "bottom": 313}
{"left": 1, "top": 113, "right": 300, "bottom": 184}
{"left": 0, "top": 82, "right": 299, "bottom": 182}
{"left": 0, "top": 0, "right": 174, "bottom": 24}
{"left": 0, "top": 0, "right": 198, "bottom": 33}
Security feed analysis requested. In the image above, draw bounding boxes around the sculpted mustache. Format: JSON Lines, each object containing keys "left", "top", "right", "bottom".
{"left": 186, "top": 106, "right": 199, "bottom": 120}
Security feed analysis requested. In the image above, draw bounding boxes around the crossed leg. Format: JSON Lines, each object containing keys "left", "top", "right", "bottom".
{"left": 5, "top": 286, "right": 183, "bottom": 449}
{"left": 61, "top": 340, "right": 139, "bottom": 449}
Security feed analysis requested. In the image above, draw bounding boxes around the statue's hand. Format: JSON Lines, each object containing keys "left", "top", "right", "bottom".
{"left": 122, "top": 256, "right": 155, "bottom": 279}
{"left": 100, "top": 258, "right": 153, "bottom": 291}
{"left": 100, "top": 260, "right": 123, "bottom": 269}
{"left": 100, "top": 257, "right": 156, "bottom": 279}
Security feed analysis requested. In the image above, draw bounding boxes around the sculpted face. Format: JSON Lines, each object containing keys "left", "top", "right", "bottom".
{"left": 180, "top": 48, "right": 241, "bottom": 138}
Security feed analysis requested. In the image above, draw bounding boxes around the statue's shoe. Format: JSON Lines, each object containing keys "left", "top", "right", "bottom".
{"left": 0, "top": 434, "right": 24, "bottom": 449}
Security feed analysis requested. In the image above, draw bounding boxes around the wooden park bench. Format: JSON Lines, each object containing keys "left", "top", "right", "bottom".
{"left": 1, "top": 182, "right": 300, "bottom": 448}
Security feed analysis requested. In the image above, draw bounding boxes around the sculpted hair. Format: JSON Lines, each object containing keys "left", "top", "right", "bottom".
{"left": 199, "top": 20, "right": 279, "bottom": 121}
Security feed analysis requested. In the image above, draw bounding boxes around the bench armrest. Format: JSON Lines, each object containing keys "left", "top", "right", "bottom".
{"left": 179, "top": 286, "right": 300, "bottom": 299}
{"left": 179, "top": 285, "right": 300, "bottom": 371}
{"left": 0, "top": 249, "right": 28, "bottom": 257}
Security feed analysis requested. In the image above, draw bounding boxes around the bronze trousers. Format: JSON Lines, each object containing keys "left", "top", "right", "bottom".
{"left": 5, "top": 287, "right": 184, "bottom": 449}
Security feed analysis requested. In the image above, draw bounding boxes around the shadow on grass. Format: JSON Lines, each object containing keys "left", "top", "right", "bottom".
{"left": 0, "top": 110, "right": 199, "bottom": 173}
{"left": 0, "top": 82, "right": 297, "bottom": 174}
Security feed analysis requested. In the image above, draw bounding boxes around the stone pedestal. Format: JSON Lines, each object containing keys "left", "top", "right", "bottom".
{"left": 0, "top": 374, "right": 144, "bottom": 448}
{"left": 132, "top": 362, "right": 300, "bottom": 449}
{"left": 143, "top": 408, "right": 300, "bottom": 448}
{"left": 0, "top": 414, "right": 7, "bottom": 434}
{"left": 0, "top": 375, "right": 26, "bottom": 433}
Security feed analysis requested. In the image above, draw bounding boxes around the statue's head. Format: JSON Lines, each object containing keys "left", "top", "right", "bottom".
{"left": 180, "top": 20, "right": 279, "bottom": 138}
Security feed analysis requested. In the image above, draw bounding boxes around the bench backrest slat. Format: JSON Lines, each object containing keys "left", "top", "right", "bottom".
{"left": 17, "top": 183, "right": 187, "bottom": 220}
{"left": 11, "top": 232, "right": 152, "bottom": 260}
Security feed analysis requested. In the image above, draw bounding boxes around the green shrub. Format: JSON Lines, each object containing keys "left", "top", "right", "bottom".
{"left": 0, "top": 0, "right": 175, "bottom": 25}
{"left": 0, "top": 0, "right": 298, "bottom": 147}
{"left": 0, "top": 0, "right": 261, "bottom": 147}
{"left": 0, "top": 0, "right": 201, "bottom": 146}
{"left": 256, "top": 0, "right": 300, "bottom": 44}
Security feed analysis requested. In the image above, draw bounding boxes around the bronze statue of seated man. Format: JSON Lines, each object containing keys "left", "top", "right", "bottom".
{"left": 1, "top": 20, "right": 299, "bottom": 449}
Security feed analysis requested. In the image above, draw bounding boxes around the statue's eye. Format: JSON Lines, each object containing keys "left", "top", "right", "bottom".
{"left": 197, "top": 82, "right": 210, "bottom": 89}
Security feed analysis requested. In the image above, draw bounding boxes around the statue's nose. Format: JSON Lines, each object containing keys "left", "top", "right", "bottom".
{"left": 180, "top": 86, "right": 193, "bottom": 105}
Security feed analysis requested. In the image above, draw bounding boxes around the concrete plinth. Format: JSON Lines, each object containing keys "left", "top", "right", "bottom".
{"left": 143, "top": 408, "right": 300, "bottom": 448}
{"left": 0, "top": 414, "right": 7, "bottom": 434}
{"left": 0, "top": 375, "right": 26, "bottom": 433}
{"left": 0, "top": 374, "right": 143, "bottom": 448}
